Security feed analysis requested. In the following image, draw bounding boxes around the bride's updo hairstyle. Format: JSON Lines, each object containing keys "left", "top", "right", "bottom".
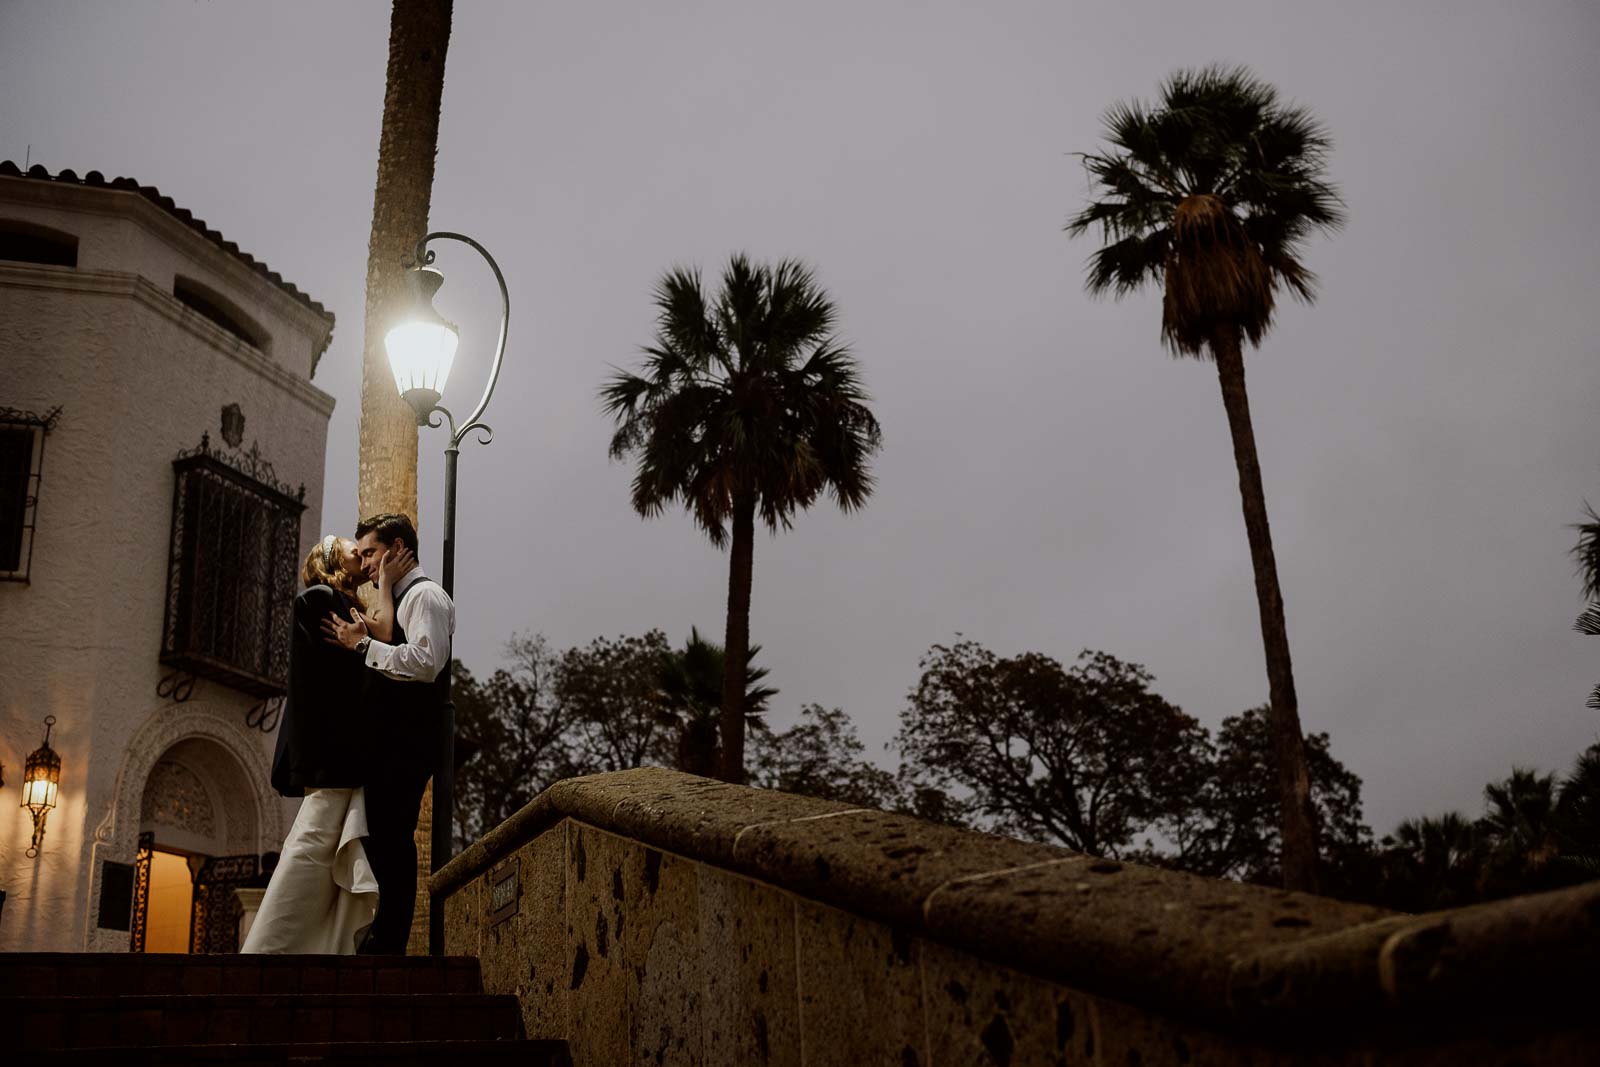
{"left": 301, "top": 534, "right": 360, "bottom": 595}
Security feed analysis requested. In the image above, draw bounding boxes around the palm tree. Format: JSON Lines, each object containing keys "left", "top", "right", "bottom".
{"left": 1555, "top": 744, "right": 1600, "bottom": 876}
{"left": 658, "top": 627, "right": 778, "bottom": 777}
{"left": 355, "top": 0, "right": 454, "bottom": 955}
{"left": 1066, "top": 66, "right": 1344, "bottom": 892}
{"left": 1385, "top": 814, "right": 1482, "bottom": 911}
{"left": 1478, "top": 769, "right": 1561, "bottom": 896}
{"left": 603, "top": 255, "right": 882, "bottom": 782}
{"left": 357, "top": 0, "right": 453, "bottom": 521}
{"left": 1571, "top": 504, "right": 1600, "bottom": 602}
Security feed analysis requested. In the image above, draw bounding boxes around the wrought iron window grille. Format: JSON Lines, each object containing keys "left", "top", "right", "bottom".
{"left": 0, "top": 405, "right": 62, "bottom": 583}
{"left": 159, "top": 432, "right": 306, "bottom": 700}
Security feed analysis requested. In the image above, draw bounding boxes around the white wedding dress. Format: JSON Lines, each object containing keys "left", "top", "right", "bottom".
{"left": 242, "top": 786, "right": 379, "bottom": 954}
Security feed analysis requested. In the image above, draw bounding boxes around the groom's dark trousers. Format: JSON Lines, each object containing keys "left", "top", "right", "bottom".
{"left": 360, "top": 766, "right": 431, "bottom": 953}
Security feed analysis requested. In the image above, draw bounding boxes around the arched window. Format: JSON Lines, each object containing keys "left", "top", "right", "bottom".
{"left": 173, "top": 276, "right": 269, "bottom": 352}
{"left": 0, "top": 219, "right": 78, "bottom": 267}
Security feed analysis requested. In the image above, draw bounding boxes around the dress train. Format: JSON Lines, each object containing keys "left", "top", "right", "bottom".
{"left": 241, "top": 786, "right": 379, "bottom": 954}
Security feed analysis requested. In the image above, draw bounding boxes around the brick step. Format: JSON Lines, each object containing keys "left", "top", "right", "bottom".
{"left": 6, "top": 993, "right": 524, "bottom": 1049}
{"left": 45, "top": 1039, "right": 572, "bottom": 1066}
{"left": 0, "top": 953, "right": 482, "bottom": 995}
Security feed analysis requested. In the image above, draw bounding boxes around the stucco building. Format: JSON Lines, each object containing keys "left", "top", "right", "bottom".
{"left": 0, "top": 161, "right": 336, "bottom": 952}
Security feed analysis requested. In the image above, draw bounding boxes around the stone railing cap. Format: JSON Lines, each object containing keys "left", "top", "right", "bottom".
{"left": 432, "top": 766, "right": 1600, "bottom": 1033}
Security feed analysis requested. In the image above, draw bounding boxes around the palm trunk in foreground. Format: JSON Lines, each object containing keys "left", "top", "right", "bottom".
{"left": 1212, "top": 326, "right": 1321, "bottom": 893}
{"left": 358, "top": 0, "right": 453, "bottom": 955}
{"left": 357, "top": 0, "right": 453, "bottom": 521}
{"left": 719, "top": 494, "right": 757, "bottom": 782}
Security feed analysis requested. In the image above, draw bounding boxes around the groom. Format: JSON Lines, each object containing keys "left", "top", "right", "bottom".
{"left": 323, "top": 512, "right": 455, "bottom": 954}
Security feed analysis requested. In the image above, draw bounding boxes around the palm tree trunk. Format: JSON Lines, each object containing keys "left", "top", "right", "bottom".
{"left": 357, "top": 0, "right": 453, "bottom": 522}
{"left": 1211, "top": 325, "right": 1321, "bottom": 893}
{"left": 719, "top": 493, "right": 757, "bottom": 782}
{"left": 358, "top": 0, "right": 453, "bottom": 955}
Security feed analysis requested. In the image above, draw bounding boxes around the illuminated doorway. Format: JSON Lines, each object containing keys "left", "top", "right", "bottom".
{"left": 145, "top": 849, "right": 196, "bottom": 953}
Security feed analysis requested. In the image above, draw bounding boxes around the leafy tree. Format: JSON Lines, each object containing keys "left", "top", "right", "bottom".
{"left": 451, "top": 642, "right": 575, "bottom": 852}
{"left": 894, "top": 640, "right": 1210, "bottom": 856}
{"left": 658, "top": 627, "right": 778, "bottom": 777}
{"left": 1066, "top": 66, "right": 1345, "bottom": 892}
{"left": 749, "top": 704, "right": 899, "bottom": 808}
{"left": 603, "top": 255, "right": 882, "bottom": 782}
{"left": 556, "top": 630, "right": 678, "bottom": 773}
{"left": 1148, "top": 706, "right": 1372, "bottom": 895}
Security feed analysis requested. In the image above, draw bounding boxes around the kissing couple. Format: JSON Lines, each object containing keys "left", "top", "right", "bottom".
{"left": 243, "top": 512, "right": 455, "bottom": 955}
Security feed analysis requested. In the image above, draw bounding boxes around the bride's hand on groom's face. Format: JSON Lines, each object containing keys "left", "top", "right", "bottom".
{"left": 379, "top": 545, "right": 415, "bottom": 588}
{"left": 321, "top": 607, "right": 369, "bottom": 650}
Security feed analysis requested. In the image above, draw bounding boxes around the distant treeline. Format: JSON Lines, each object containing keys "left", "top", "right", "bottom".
{"left": 452, "top": 630, "right": 1600, "bottom": 913}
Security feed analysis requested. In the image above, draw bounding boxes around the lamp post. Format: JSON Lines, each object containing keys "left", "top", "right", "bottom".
{"left": 22, "top": 715, "right": 61, "bottom": 859}
{"left": 384, "top": 231, "right": 508, "bottom": 956}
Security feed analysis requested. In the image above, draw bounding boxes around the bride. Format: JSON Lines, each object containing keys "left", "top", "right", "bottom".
{"left": 243, "top": 534, "right": 411, "bottom": 954}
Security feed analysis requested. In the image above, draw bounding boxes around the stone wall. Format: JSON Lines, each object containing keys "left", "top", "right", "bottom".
{"left": 434, "top": 767, "right": 1598, "bottom": 1066}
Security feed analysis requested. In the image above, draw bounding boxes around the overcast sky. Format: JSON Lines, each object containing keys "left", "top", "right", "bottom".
{"left": 4, "top": 0, "right": 1598, "bottom": 836}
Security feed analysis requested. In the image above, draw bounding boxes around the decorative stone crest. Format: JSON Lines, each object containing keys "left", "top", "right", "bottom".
{"left": 220, "top": 402, "right": 245, "bottom": 448}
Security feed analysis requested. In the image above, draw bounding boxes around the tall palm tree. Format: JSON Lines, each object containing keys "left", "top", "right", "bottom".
{"left": 603, "top": 255, "right": 882, "bottom": 782}
{"left": 357, "top": 0, "right": 453, "bottom": 521}
{"left": 658, "top": 627, "right": 778, "bottom": 777}
{"left": 1066, "top": 66, "right": 1344, "bottom": 892}
{"left": 356, "top": 0, "right": 453, "bottom": 955}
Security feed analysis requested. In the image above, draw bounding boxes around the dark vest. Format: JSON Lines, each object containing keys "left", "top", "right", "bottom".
{"left": 369, "top": 575, "right": 452, "bottom": 779}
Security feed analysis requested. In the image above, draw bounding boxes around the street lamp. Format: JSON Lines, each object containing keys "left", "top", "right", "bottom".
{"left": 22, "top": 715, "right": 60, "bottom": 859}
{"left": 384, "top": 231, "right": 508, "bottom": 955}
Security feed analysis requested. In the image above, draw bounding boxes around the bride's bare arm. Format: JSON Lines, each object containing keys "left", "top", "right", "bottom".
{"left": 365, "top": 545, "right": 413, "bottom": 642}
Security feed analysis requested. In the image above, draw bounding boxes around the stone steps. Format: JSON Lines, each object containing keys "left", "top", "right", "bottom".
{"left": 1, "top": 954, "right": 569, "bottom": 1066}
{"left": 0, "top": 952, "right": 481, "bottom": 995}
{"left": 44, "top": 1040, "right": 572, "bottom": 1066}
{"left": 8, "top": 993, "right": 522, "bottom": 1048}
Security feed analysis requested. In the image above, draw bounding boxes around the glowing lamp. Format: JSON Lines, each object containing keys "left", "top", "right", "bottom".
{"left": 22, "top": 715, "right": 60, "bottom": 858}
{"left": 385, "top": 265, "right": 460, "bottom": 422}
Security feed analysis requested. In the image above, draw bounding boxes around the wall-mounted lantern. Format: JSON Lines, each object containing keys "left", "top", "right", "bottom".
{"left": 22, "top": 715, "right": 60, "bottom": 858}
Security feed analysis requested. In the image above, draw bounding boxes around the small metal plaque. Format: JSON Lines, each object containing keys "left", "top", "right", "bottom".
{"left": 488, "top": 857, "right": 520, "bottom": 925}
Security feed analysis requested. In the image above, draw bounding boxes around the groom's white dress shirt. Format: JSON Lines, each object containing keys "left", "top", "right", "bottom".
{"left": 364, "top": 566, "right": 455, "bottom": 683}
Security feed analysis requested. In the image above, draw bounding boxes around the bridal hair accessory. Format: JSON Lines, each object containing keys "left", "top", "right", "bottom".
{"left": 320, "top": 534, "right": 340, "bottom": 573}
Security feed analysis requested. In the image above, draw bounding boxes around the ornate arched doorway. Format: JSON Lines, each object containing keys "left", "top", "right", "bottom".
{"left": 92, "top": 703, "right": 284, "bottom": 953}
{"left": 133, "top": 737, "right": 267, "bottom": 952}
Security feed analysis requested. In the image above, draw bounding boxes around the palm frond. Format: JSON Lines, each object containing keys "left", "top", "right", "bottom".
{"left": 1574, "top": 604, "right": 1600, "bottom": 636}
{"left": 1068, "top": 64, "right": 1342, "bottom": 350}
{"left": 1571, "top": 503, "right": 1600, "bottom": 601}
